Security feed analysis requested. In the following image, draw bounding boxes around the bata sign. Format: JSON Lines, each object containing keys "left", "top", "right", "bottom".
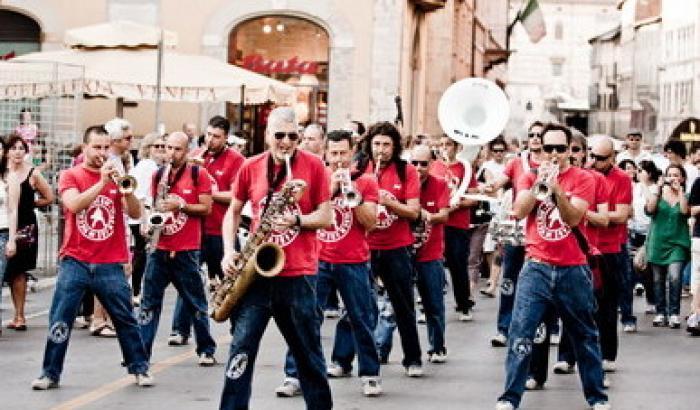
{"left": 241, "top": 54, "right": 318, "bottom": 75}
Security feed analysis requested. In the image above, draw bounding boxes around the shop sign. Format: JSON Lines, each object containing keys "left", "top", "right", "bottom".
{"left": 241, "top": 54, "right": 318, "bottom": 75}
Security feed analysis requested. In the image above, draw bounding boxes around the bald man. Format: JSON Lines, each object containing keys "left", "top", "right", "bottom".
{"left": 589, "top": 135, "right": 634, "bottom": 370}
{"left": 138, "top": 131, "right": 218, "bottom": 368}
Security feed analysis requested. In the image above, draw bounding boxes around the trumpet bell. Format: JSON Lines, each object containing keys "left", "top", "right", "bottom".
{"left": 116, "top": 175, "right": 137, "bottom": 194}
{"left": 438, "top": 78, "right": 510, "bottom": 146}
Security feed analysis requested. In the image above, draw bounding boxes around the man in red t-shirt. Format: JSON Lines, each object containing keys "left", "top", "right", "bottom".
{"left": 168, "top": 116, "right": 245, "bottom": 346}
{"left": 220, "top": 107, "right": 332, "bottom": 409}
{"left": 359, "top": 121, "right": 423, "bottom": 376}
{"left": 412, "top": 145, "right": 451, "bottom": 363}
{"left": 431, "top": 135, "right": 478, "bottom": 321}
{"left": 485, "top": 121, "right": 546, "bottom": 347}
{"left": 138, "top": 131, "right": 217, "bottom": 368}
{"left": 32, "top": 126, "right": 153, "bottom": 390}
{"left": 496, "top": 123, "right": 609, "bottom": 410}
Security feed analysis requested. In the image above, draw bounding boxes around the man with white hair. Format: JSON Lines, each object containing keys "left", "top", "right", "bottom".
{"left": 301, "top": 123, "right": 325, "bottom": 157}
{"left": 219, "top": 107, "right": 333, "bottom": 409}
{"left": 104, "top": 118, "right": 134, "bottom": 174}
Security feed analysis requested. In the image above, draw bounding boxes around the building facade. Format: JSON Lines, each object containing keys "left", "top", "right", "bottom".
{"left": 0, "top": 0, "right": 508, "bottom": 149}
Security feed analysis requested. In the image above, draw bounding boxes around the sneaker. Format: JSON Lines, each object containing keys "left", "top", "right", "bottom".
{"left": 495, "top": 400, "right": 515, "bottom": 410}
{"left": 167, "top": 333, "right": 189, "bottom": 346}
{"left": 405, "top": 365, "right": 423, "bottom": 378}
{"left": 645, "top": 304, "right": 656, "bottom": 314}
{"left": 428, "top": 351, "right": 448, "bottom": 364}
{"left": 324, "top": 309, "right": 341, "bottom": 319}
{"left": 652, "top": 314, "right": 667, "bottom": 327}
{"left": 593, "top": 402, "right": 612, "bottom": 410}
{"left": 417, "top": 312, "right": 426, "bottom": 324}
{"left": 602, "top": 360, "right": 616, "bottom": 373}
{"left": 669, "top": 315, "right": 681, "bottom": 329}
{"left": 524, "top": 377, "right": 542, "bottom": 390}
{"left": 459, "top": 311, "right": 473, "bottom": 322}
{"left": 622, "top": 323, "right": 637, "bottom": 333}
{"left": 326, "top": 362, "right": 351, "bottom": 378}
{"left": 552, "top": 361, "right": 575, "bottom": 374}
{"left": 491, "top": 333, "right": 507, "bottom": 347}
{"left": 362, "top": 376, "right": 382, "bottom": 397}
{"left": 550, "top": 333, "right": 561, "bottom": 345}
{"left": 634, "top": 283, "right": 645, "bottom": 296}
{"left": 135, "top": 372, "right": 154, "bottom": 387}
{"left": 198, "top": 353, "right": 216, "bottom": 367}
{"left": 602, "top": 374, "right": 611, "bottom": 389}
{"left": 275, "top": 377, "right": 301, "bottom": 397}
{"left": 31, "top": 376, "right": 59, "bottom": 390}
{"left": 682, "top": 287, "right": 691, "bottom": 298}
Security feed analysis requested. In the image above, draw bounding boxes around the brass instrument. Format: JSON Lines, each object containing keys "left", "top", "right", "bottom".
{"left": 532, "top": 159, "right": 559, "bottom": 201}
{"left": 338, "top": 161, "right": 362, "bottom": 208}
{"left": 210, "top": 153, "right": 307, "bottom": 322}
{"left": 148, "top": 162, "right": 172, "bottom": 251}
{"left": 411, "top": 211, "right": 430, "bottom": 249}
{"left": 102, "top": 155, "right": 137, "bottom": 195}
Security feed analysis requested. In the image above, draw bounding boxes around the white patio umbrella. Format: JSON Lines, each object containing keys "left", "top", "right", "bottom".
{"left": 64, "top": 20, "right": 178, "bottom": 49}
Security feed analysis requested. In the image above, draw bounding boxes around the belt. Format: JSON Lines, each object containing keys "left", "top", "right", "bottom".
{"left": 527, "top": 257, "right": 557, "bottom": 268}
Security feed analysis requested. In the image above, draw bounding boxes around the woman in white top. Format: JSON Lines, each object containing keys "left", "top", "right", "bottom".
{"left": 0, "top": 137, "right": 20, "bottom": 336}
{"left": 128, "top": 133, "right": 166, "bottom": 303}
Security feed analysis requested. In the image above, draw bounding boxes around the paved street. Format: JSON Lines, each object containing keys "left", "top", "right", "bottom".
{"left": 1, "top": 280, "right": 698, "bottom": 410}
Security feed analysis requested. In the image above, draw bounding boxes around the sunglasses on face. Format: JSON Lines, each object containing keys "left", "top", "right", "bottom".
{"left": 571, "top": 146, "right": 583, "bottom": 153}
{"left": 273, "top": 132, "right": 300, "bottom": 141}
{"left": 528, "top": 132, "right": 541, "bottom": 138}
{"left": 590, "top": 153, "right": 610, "bottom": 162}
{"left": 543, "top": 144, "right": 568, "bottom": 154}
{"left": 151, "top": 144, "right": 165, "bottom": 149}
{"left": 411, "top": 160, "right": 430, "bottom": 167}
{"left": 491, "top": 149, "right": 505, "bottom": 153}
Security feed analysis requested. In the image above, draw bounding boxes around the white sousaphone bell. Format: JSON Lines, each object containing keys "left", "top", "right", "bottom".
{"left": 437, "top": 77, "right": 510, "bottom": 206}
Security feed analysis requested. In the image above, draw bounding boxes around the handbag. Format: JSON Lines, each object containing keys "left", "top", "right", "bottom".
{"left": 15, "top": 224, "right": 36, "bottom": 250}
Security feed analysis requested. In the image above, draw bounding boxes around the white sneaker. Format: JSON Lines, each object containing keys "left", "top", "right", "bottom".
{"left": 274, "top": 377, "right": 301, "bottom": 397}
{"left": 327, "top": 362, "right": 351, "bottom": 378}
{"left": 602, "top": 374, "right": 611, "bottom": 389}
{"left": 405, "top": 365, "right": 423, "bottom": 377}
{"left": 602, "top": 360, "right": 616, "bottom": 373}
{"left": 669, "top": 315, "right": 681, "bottom": 329}
{"left": 524, "top": 377, "right": 541, "bottom": 390}
{"left": 490, "top": 333, "right": 507, "bottom": 347}
{"left": 324, "top": 309, "right": 341, "bottom": 319}
{"left": 459, "top": 311, "right": 473, "bottom": 322}
{"left": 417, "top": 312, "right": 426, "bottom": 324}
{"left": 428, "top": 352, "right": 448, "bottom": 364}
{"left": 362, "top": 376, "right": 382, "bottom": 397}
{"left": 634, "top": 283, "right": 645, "bottom": 296}
{"left": 167, "top": 333, "right": 189, "bottom": 346}
{"left": 652, "top": 314, "right": 667, "bottom": 327}
{"left": 495, "top": 400, "right": 515, "bottom": 410}
{"left": 552, "top": 361, "right": 575, "bottom": 374}
{"left": 622, "top": 323, "right": 637, "bottom": 333}
{"left": 31, "top": 376, "right": 59, "bottom": 390}
{"left": 198, "top": 353, "right": 216, "bottom": 367}
{"left": 645, "top": 304, "right": 656, "bottom": 314}
{"left": 593, "top": 401, "right": 612, "bottom": 410}
{"left": 135, "top": 372, "right": 154, "bottom": 387}
{"left": 550, "top": 333, "right": 561, "bottom": 345}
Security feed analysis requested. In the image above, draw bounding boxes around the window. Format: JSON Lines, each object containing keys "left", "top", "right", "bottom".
{"left": 552, "top": 62, "right": 563, "bottom": 76}
{"left": 555, "top": 21, "right": 563, "bottom": 40}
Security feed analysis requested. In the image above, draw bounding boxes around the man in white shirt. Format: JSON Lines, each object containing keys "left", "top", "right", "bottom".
{"left": 615, "top": 131, "right": 652, "bottom": 166}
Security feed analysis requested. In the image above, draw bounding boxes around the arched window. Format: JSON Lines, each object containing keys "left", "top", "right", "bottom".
{"left": 0, "top": 9, "right": 41, "bottom": 59}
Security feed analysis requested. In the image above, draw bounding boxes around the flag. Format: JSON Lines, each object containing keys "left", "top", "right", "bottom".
{"left": 519, "top": 0, "right": 546, "bottom": 43}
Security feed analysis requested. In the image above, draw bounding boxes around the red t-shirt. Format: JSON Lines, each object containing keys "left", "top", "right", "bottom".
{"left": 505, "top": 154, "right": 540, "bottom": 195}
{"left": 415, "top": 175, "right": 450, "bottom": 262}
{"left": 584, "top": 169, "right": 611, "bottom": 253}
{"left": 58, "top": 166, "right": 129, "bottom": 264}
{"left": 596, "top": 166, "right": 633, "bottom": 254}
{"left": 203, "top": 148, "right": 245, "bottom": 236}
{"left": 516, "top": 166, "right": 595, "bottom": 266}
{"left": 430, "top": 160, "right": 477, "bottom": 229}
{"left": 364, "top": 161, "right": 420, "bottom": 250}
{"left": 152, "top": 165, "right": 213, "bottom": 252}
{"left": 233, "top": 149, "right": 330, "bottom": 276}
{"left": 319, "top": 174, "right": 379, "bottom": 263}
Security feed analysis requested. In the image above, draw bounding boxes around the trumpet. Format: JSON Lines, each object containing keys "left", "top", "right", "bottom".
{"left": 532, "top": 159, "right": 559, "bottom": 201}
{"left": 102, "top": 156, "right": 138, "bottom": 195}
{"left": 338, "top": 162, "right": 362, "bottom": 208}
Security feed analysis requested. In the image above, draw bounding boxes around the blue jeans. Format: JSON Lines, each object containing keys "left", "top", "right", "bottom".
{"left": 371, "top": 246, "right": 422, "bottom": 367}
{"left": 616, "top": 246, "right": 637, "bottom": 326}
{"left": 496, "top": 244, "right": 526, "bottom": 336}
{"left": 171, "top": 234, "right": 223, "bottom": 338}
{"left": 498, "top": 261, "right": 607, "bottom": 408}
{"left": 219, "top": 275, "right": 332, "bottom": 410}
{"left": 285, "top": 261, "right": 379, "bottom": 377}
{"left": 415, "top": 259, "right": 447, "bottom": 354}
{"left": 652, "top": 261, "right": 684, "bottom": 316}
{"left": 39, "top": 257, "right": 149, "bottom": 381}
{"left": 0, "top": 232, "right": 8, "bottom": 324}
{"left": 139, "top": 250, "right": 216, "bottom": 359}
{"left": 444, "top": 226, "right": 473, "bottom": 313}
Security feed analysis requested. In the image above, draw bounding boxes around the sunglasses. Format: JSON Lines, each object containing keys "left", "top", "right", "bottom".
{"left": 528, "top": 132, "right": 541, "bottom": 138}
{"left": 151, "top": 144, "right": 165, "bottom": 149}
{"left": 411, "top": 160, "right": 430, "bottom": 167}
{"left": 543, "top": 144, "right": 568, "bottom": 154}
{"left": 491, "top": 149, "right": 505, "bottom": 153}
{"left": 571, "top": 146, "right": 582, "bottom": 153}
{"left": 274, "top": 132, "right": 300, "bottom": 141}
{"left": 590, "top": 153, "right": 610, "bottom": 162}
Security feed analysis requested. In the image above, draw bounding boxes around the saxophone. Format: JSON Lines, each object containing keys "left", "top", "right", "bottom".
{"left": 147, "top": 162, "right": 172, "bottom": 252}
{"left": 210, "top": 154, "right": 307, "bottom": 322}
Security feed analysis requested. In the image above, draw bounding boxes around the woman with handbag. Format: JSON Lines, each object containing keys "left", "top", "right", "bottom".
{"left": 0, "top": 138, "right": 20, "bottom": 337}
{"left": 4, "top": 134, "right": 53, "bottom": 331}
{"left": 645, "top": 164, "right": 690, "bottom": 329}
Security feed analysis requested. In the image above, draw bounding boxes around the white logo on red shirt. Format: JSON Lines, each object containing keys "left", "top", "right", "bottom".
{"left": 536, "top": 200, "right": 570, "bottom": 241}
{"left": 413, "top": 223, "right": 432, "bottom": 249}
{"left": 376, "top": 189, "right": 398, "bottom": 230}
{"left": 77, "top": 194, "right": 116, "bottom": 241}
{"left": 163, "top": 194, "right": 188, "bottom": 236}
{"left": 318, "top": 197, "right": 353, "bottom": 243}
{"left": 258, "top": 194, "right": 301, "bottom": 247}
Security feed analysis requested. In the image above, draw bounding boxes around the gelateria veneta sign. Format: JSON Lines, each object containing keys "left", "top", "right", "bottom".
{"left": 241, "top": 54, "right": 318, "bottom": 75}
